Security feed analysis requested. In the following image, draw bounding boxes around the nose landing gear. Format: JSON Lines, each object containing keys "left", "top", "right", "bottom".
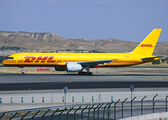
{"left": 20, "top": 67, "right": 25, "bottom": 75}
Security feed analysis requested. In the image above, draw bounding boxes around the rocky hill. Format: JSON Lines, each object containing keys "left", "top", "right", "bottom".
{"left": 0, "top": 32, "right": 168, "bottom": 56}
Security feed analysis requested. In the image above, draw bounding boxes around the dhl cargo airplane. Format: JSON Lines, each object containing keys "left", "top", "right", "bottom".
{"left": 2, "top": 29, "right": 162, "bottom": 75}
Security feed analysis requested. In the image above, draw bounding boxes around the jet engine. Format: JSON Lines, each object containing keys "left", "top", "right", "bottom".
{"left": 66, "top": 62, "right": 83, "bottom": 72}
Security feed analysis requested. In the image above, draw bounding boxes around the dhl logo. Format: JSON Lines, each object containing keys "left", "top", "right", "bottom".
{"left": 24, "top": 56, "right": 56, "bottom": 63}
{"left": 139, "top": 44, "right": 154, "bottom": 47}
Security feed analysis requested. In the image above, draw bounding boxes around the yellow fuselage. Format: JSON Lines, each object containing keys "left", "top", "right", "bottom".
{"left": 2, "top": 52, "right": 158, "bottom": 67}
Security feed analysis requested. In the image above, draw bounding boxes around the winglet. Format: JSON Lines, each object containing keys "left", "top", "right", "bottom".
{"left": 131, "top": 29, "right": 162, "bottom": 56}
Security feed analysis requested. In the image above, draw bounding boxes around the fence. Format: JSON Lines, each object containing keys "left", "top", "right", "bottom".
{"left": 0, "top": 93, "right": 113, "bottom": 104}
{"left": 0, "top": 95, "right": 168, "bottom": 120}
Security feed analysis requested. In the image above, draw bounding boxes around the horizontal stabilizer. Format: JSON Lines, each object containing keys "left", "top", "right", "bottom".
{"left": 141, "top": 57, "right": 158, "bottom": 61}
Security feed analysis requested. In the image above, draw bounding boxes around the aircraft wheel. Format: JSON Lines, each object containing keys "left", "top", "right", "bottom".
{"left": 78, "top": 71, "right": 82, "bottom": 75}
{"left": 89, "top": 72, "right": 93, "bottom": 75}
{"left": 21, "top": 72, "right": 25, "bottom": 75}
{"left": 78, "top": 71, "right": 84, "bottom": 75}
{"left": 82, "top": 72, "right": 86, "bottom": 75}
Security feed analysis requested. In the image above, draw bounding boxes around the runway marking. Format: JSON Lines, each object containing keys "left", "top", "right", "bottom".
{"left": 46, "top": 82, "right": 72, "bottom": 85}
{"left": 145, "top": 78, "right": 168, "bottom": 80}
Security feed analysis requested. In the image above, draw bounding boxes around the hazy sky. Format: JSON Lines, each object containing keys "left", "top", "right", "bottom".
{"left": 0, "top": 0, "right": 168, "bottom": 42}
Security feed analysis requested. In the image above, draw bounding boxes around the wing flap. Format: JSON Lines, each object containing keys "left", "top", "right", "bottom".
{"left": 78, "top": 59, "right": 114, "bottom": 67}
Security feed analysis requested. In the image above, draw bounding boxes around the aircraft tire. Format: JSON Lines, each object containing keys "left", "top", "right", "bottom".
{"left": 78, "top": 71, "right": 81, "bottom": 75}
{"left": 21, "top": 72, "right": 25, "bottom": 75}
{"left": 82, "top": 72, "right": 86, "bottom": 75}
{"left": 89, "top": 72, "right": 93, "bottom": 75}
{"left": 78, "top": 71, "right": 93, "bottom": 75}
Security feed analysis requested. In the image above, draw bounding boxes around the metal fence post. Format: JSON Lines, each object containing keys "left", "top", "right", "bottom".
{"left": 97, "top": 103, "right": 104, "bottom": 120}
{"left": 131, "top": 97, "right": 136, "bottom": 116}
{"left": 114, "top": 99, "right": 120, "bottom": 120}
{"left": 0, "top": 113, "right": 5, "bottom": 119}
{"left": 141, "top": 95, "right": 147, "bottom": 115}
{"left": 74, "top": 106, "right": 81, "bottom": 120}
{"left": 42, "top": 109, "right": 50, "bottom": 120}
{"left": 66, "top": 107, "right": 74, "bottom": 120}
{"left": 153, "top": 94, "right": 158, "bottom": 113}
{"left": 59, "top": 108, "right": 67, "bottom": 120}
{"left": 88, "top": 105, "right": 94, "bottom": 120}
{"left": 93, "top": 104, "right": 100, "bottom": 120}
{"left": 108, "top": 102, "right": 114, "bottom": 120}
{"left": 32, "top": 110, "right": 40, "bottom": 120}
{"left": 166, "top": 96, "right": 168, "bottom": 112}
{"left": 122, "top": 98, "right": 128, "bottom": 118}
{"left": 81, "top": 105, "right": 88, "bottom": 120}
{"left": 9, "top": 112, "right": 18, "bottom": 120}
{"left": 21, "top": 111, "right": 30, "bottom": 120}
{"left": 51, "top": 108, "right": 59, "bottom": 120}
{"left": 103, "top": 103, "right": 110, "bottom": 120}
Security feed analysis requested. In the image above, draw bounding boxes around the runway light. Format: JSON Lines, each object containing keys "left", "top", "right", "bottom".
{"left": 111, "top": 96, "right": 113, "bottom": 102}
{"left": 92, "top": 96, "right": 94, "bottom": 102}
{"left": 32, "top": 97, "right": 34, "bottom": 103}
{"left": 21, "top": 97, "right": 23, "bottom": 103}
{"left": 82, "top": 96, "right": 84, "bottom": 102}
{"left": 72, "top": 96, "right": 74, "bottom": 102}
{"left": 11, "top": 97, "right": 13, "bottom": 103}
{"left": 42, "top": 97, "right": 44, "bottom": 103}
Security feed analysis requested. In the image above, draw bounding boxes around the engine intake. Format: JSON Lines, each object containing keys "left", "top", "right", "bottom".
{"left": 66, "top": 62, "right": 83, "bottom": 72}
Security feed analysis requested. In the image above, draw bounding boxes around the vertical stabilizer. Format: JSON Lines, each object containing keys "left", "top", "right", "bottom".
{"left": 131, "top": 29, "right": 162, "bottom": 56}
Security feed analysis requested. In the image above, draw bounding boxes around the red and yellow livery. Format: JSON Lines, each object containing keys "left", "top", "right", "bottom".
{"left": 2, "top": 29, "right": 162, "bottom": 75}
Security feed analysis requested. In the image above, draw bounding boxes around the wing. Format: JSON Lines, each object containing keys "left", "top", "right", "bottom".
{"left": 141, "top": 56, "right": 162, "bottom": 61}
{"left": 77, "top": 59, "right": 115, "bottom": 67}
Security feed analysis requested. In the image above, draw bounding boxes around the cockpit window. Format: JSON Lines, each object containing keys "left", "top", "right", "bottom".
{"left": 8, "top": 57, "right": 14, "bottom": 59}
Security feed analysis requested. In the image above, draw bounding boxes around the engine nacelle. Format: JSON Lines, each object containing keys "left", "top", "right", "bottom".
{"left": 55, "top": 66, "right": 65, "bottom": 71}
{"left": 66, "top": 62, "right": 83, "bottom": 72}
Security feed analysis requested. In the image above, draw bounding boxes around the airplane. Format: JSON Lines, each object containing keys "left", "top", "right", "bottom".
{"left": 2, "top": 29, "right": 162, "bottom": 75}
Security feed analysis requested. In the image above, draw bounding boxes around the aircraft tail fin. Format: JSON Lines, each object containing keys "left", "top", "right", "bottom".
{"left": 131, "top": 29, "right": 162, "bottom": 56}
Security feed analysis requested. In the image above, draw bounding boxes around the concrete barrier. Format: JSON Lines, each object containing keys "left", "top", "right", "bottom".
{"left": 119, "top": 112, "right": 168, "bottom": 120}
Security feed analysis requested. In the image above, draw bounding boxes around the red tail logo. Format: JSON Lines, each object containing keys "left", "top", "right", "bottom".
{"left": 140, "top": 44, "right": 154, "bottom": 47}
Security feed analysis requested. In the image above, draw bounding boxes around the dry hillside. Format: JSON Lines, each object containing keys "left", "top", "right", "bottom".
{"left": 0, "top": 32, "right": 168, "bottom": 56}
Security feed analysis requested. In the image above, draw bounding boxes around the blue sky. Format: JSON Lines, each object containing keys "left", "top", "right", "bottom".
{"left": 0, "top": 0, "right": 168, "bottom": 42}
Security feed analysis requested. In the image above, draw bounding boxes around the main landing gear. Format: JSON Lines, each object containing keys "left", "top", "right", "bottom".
{"left": 78, "top": 71, "right": 93, "bottom": 75}
{"left": 78, "top": 65, "right": 93, "bottom": 75}
{"left": 20, "top": 67, "right": 25, "bottom": 75}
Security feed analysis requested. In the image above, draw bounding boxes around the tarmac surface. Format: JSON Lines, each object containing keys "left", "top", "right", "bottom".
{"left": 0, "top": 69, "right": 168, "bottom": 114}
{"left": 0, "top": 73, "right": 168, "bottom": 90}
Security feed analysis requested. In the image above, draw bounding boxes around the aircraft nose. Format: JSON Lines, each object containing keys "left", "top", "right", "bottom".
{"left": 2, "top": 60, "right": 8, "bottom": 65}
